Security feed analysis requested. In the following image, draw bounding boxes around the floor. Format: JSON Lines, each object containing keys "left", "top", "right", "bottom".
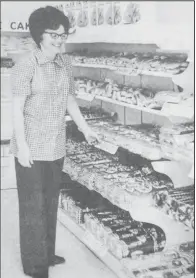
{"left": 1, "top": 156, "right": 117, "bottom": 278}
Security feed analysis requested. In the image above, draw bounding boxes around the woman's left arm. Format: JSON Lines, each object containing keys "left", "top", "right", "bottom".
{"left": 66, "top": 55, "right": 99, "bottom": 144}
{"left": 67, "top": 94, "right": 98, "bottom": 144}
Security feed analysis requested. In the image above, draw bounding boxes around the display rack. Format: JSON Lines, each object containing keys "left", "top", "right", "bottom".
{"left": 64, "top": 41, "right": 194, "bottom": 168}
{"left": 62, "top": 141, "right": 194, "bottom": 244}
{"left": 1, "top": 30, "right": 194, "bottom": 278}
{"left": 63, "top": 40, "right": 194, "bottom": 277}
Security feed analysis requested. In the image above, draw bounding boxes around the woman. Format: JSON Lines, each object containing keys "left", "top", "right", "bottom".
{"left": 10, "top": 6, "right": 99, "bottom": 278}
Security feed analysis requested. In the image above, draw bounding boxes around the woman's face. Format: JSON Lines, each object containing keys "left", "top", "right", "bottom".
{"left": 40, "top": 25, "right": 68, "bottom": 55}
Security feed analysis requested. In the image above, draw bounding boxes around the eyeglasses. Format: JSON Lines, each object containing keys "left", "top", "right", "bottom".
{"left": 44, "top": 32, "right": 68, "bottom": 40}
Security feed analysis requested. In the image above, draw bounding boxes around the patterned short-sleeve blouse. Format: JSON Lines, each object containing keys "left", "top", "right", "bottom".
{"left": 10, "top": 48, "right": 75, "bottom": 161}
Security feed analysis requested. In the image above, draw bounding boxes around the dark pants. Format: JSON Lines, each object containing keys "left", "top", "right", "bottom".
{"left": 15, "top": 157, "right": 64, "bottom": 276}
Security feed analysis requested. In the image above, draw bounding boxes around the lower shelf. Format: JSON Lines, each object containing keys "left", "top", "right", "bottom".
{"left": 58, "top": 208, "right": 130, "bottom": 278}
{"left": 58, "top": 207, "right": 194, "bottom": 278}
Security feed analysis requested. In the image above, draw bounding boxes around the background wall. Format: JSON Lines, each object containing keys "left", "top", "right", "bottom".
{"left": 1, "top": 1, "right": 194, "bottom": 29}
{"left": 1, "top": 1, "right": 194, "bottom": 56}
{"left": 155, "top": 1, "right": 194, "bottom": 25}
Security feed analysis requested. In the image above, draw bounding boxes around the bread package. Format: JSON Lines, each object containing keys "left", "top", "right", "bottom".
{"left": 77, "top": 9, "right": 89, "bottom": 27}
{"left": 91, "top": 7, "right": 104, "bottom": 25}
{"left": 106, "top": 3, "right": 122, "bottom": 25}
{"left": 123, "top": 2, "right": 141, "bottom": 24}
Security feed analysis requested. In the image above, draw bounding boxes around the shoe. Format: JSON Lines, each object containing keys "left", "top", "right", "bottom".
{"left": 32, "top": 273, "right": 48, "bottom": 278}
{"left": 49, "top": 255, "right": 66, "bottom": 266}
{"left": 24, "top": 269, "right": 48, "bottom": 278}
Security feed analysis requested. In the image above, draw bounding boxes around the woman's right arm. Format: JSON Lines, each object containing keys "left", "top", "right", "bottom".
{"left": 12, "top": 96, "right": 33, "bottom": 167}
{"left": 11, "top": 57, "right": 34, "bottom": 167}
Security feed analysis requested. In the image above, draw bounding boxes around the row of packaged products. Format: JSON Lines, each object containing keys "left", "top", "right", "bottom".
{"left": 63, "top": 137, "right": 194, "bottom": 229}
{"left": 159, "top": 124, "right": 194, "bottom": 161}
{"left": 71, "top": 51, "right": 188, "bottom": 74}
{"left": 59, "top": 182, "right": 194, "bottom": 278}
{"left": 60, "top": 185, "right": 165, "bottom": 260}
{"left": 75, "top": 77, "right": 190, "bottom": 110}
{"left": 64, "top": 138, "right": 173, "bottom": 192}
{"left": 153, "top": 187, "right": 194, "bottom": 229}
{"left": 123, "top": 240, "right": 194, "bottom": 278}
{"left": 57, "top": 2, "right": 141, "bottom": 28}
{"left": 1, "top": 35, "right": 188, "bottom": 76}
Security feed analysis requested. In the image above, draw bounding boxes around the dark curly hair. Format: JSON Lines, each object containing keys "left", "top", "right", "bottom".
{"left": 29, "top": 6, "right": 70, "bottom": 48}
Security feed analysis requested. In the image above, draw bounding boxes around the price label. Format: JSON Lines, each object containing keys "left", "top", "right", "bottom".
{"left": 161, "top": 103, "right": 194, "bottom": 120}
{"left": 78, "top": 93, "right": 95, "bottom": 102}
{"left": 95, "top": 141, "right": 118, "bottom": 154}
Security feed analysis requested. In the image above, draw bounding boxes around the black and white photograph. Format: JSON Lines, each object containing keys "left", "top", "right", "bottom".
{"left": 1, "top": 1, "right": 194, "bottom": 278}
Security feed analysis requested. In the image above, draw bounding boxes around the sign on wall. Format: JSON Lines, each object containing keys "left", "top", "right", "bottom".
{"left": 1, "top": 1, "right": 141, "bottom": 32}
{"left": 55, "top": 1, "right": 141, "bottom": 28}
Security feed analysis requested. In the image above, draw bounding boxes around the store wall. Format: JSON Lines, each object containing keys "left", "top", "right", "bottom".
{"left": 155, "top": 1, "right": 194, "bottom": 26}
{"left": 153, "top": 1, "right": 194, "bottom": 57}
{"left": 1, "top": 1, "right": 65, "bottom": 30}
{"left": 1, "top": 1, "right": 194, "bottom": 55}
{"left": 1, "top": 1, "right": 157, "bottom": 30}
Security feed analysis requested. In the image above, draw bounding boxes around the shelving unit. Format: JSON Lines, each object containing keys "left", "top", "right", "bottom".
{"left": 62, "top": 140, "right": 194, "bottom": 241}
{"left": 1, "top": 30, "right": 194, "bottom": 278}
{"left": 63, "top": 40, "right": 194, "bottom": 278}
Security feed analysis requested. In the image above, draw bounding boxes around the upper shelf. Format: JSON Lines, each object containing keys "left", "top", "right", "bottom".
{"left": 0, "top": 24, "right": 159, "bottom": 44}
{"left": 1, "top": 22, "right": 190, "bottom": 56}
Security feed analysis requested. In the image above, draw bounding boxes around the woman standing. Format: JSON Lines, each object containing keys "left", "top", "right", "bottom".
{"left": 10, "top": 6, "right": 99, "bottom": 278}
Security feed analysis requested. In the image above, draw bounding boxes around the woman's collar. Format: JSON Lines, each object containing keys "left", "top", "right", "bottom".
{"left": 34, "top": 47, "right": 64, "bottom": 67}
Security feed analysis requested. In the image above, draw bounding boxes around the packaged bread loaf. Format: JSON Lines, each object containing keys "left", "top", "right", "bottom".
{"left": 77, "top": 9, "right": 89, "bottom": 27}
{"left": 123, "top": 2, "right": 141, "bottom": 24}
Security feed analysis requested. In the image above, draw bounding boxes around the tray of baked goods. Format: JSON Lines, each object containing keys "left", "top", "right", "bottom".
{"left": 67, "top": 108, "right": 194, "bottom": 161}
{"left": 86, "top": 120, "right": 162, "bottom": 160}
{"left": 75, "top": 77, "right": 190, "bottom": 110}
{"left": 64, "top": 138, "right": 172, "bottom": 199}
{"left": 63, "top": 138, "right": 194, "bottom": 228}
{"left": 153, "top": 186, "right": 194, "bottom": 230}
{"left": 122, "top": 241, "right": 194, "bottom": 278}
{"left": 159, "top": 123, "right": 194, "bottom": 163}
{"left": 70, "top": 51, "right": 189, "bottom": 75}
{"left": 59, "top": 182, "right": 194, "bottom": 277}
{"left": 66, "top": 106, "right": 162, "bottom": 160}
{"left": 60, "top": 184, "right": 166, "bottom": 260}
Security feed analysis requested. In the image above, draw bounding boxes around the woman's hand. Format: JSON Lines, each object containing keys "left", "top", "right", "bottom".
{"left": 17, "top": 142, "right": 34, "bottom": 168}
{"left": 83, "top": 128, "right": 100, "bottom": 145}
